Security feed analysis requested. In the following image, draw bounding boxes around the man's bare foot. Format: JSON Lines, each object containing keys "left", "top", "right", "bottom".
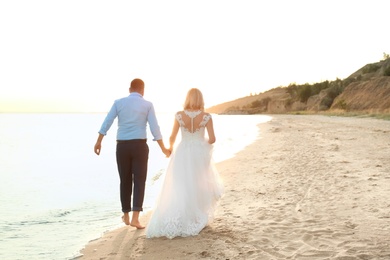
{"left": 129, "top": 211, "right": 144, "bottom": 229}
{"left": 122, "top": 213, "right": 130, "bottom": 225}
{"left": 130, "top": 220, "right": 145, "bottom": 229}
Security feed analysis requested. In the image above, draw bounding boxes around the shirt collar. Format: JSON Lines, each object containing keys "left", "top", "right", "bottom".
{"left": 130, "top": 92, "right": 143, "bottom": 98}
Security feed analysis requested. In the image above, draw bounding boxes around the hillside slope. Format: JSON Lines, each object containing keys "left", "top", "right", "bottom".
{"left": 207, "top": 58, "right": 390, "bottom": 115}
{"left": 331, "top": 77, "right": 390, "bottom": 112}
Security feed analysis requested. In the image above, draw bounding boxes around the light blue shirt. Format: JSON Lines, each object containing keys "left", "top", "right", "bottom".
{"left": 99, "top": 92, "right": 163, "bottom": 141}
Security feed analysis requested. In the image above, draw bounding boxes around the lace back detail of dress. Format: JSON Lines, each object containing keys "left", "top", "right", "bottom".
{"left": 176, "top": 110, "right": 211, "bottom": 134}
{"left": 184, "top": 110, "right": 201, "bottom": 133}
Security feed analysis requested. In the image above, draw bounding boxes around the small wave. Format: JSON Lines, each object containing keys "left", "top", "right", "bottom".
{"left": 2, "top": 219, "right": 56, "bottom": 228}
{"left": 55, "top": 210, "right": 71, "bottom": 218}
{"left": 21, "top": 220, "right": 54, "bottom": 225}
{"left": 1, "top": 209, "right": 75, "bottom": 231}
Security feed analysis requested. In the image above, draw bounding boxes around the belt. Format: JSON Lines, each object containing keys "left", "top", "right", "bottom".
{"left": 117, "top": 139, "right": 147, "bottom": 143}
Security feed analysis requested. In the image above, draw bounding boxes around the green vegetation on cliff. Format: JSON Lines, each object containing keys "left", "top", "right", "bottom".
{"left": 207, "top": 56, "right": 390, "bottom": 115}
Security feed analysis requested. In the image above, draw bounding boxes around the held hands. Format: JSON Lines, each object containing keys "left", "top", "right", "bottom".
{"left": 157, "top": 139, "right": 171, "bottom": 158}
{"left": 162, "top": 147, "right": 171, "bottom": 158}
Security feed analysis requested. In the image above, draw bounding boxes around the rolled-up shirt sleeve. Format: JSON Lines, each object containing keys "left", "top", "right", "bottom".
{"left": 147, "top": 104, "right": 163, "bottom": 141}
{"left": 98, "top": 102, "right": 118, "bottom": 135}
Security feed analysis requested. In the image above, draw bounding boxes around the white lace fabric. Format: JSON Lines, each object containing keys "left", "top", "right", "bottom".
{"left": 176, "top": 110, "right": 211, "bottom": 133}
{"left": 146, "top": 110, "right": 223, "bottom": 239}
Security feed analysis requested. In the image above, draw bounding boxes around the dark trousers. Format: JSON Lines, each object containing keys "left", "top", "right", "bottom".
{"left": 116, "top": 140, "right": 149, "bottom": 212}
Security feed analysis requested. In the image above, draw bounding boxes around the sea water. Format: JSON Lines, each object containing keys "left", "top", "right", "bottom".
{"left": 0, "top": 113, "right": 271, "bottom": 260}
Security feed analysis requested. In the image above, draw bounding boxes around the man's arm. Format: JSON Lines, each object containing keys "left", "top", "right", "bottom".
{"left": 146, "top": 103, "right": 171, "bottom": 156}
{"left": 98, "top": 102, "right": 118, "bottom": 136}
{"left": 95, "top": 101, "right": 118, "bottom": 155}
{"left": 147, "top": 104, "right": 163, "bottom": 141}
{"left": 157, "top": 139, "right": 171, "bottom": 158}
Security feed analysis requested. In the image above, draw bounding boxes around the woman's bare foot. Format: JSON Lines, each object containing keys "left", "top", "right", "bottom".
{"left": 130, "top": 220, "right": 145, "bottom": 229}
{"left": 122, "top": 213, "right": 130, "bottom": 225}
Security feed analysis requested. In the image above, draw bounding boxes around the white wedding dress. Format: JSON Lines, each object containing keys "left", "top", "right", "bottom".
{"left": 146, "top": 110, "right": 224, "bottom": 239}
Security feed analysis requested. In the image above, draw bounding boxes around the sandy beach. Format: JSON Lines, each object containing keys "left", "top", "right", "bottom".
{"left": 78, "top": 115, "right": 390, "bottom": 260}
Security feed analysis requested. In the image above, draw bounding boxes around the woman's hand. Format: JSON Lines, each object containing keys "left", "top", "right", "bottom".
{"left": 163, "top": 148, "right": 171, "bottom": 158}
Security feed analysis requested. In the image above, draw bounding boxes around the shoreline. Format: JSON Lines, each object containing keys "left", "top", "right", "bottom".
{"left": 77, "top": 115, "right": 390, "bottom": 259}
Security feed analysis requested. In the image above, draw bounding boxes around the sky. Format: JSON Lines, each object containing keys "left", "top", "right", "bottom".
{"left": 1, "top": 0, "right": 389, "bottom": 113}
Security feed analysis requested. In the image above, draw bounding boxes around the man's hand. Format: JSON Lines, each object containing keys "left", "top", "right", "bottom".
{"left": 94, "top": 133, "right": 104, "bottom": 155}
{"left": 94, "top": 143, "right": 101, "bottom": 155}
{"left": 163, "top": 148, "right": 171, "bottom": 158}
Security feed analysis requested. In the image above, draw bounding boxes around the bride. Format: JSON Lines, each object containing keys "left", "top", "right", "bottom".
{"left": 146, "top": 88, "right": 224, "bottom": 239}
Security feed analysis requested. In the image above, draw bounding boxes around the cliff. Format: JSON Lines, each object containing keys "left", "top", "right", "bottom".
{"left": 207, "top": 58, "right": 390, "bottom": 115}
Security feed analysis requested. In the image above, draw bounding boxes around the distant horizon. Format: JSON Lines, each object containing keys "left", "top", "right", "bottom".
{"left": 0, "top": 65, "right": 377, "bottom": 114}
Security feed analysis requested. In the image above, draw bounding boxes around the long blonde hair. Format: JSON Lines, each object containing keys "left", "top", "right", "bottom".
{"left": 183, "top": 88, "right": 204, "bottom": 111}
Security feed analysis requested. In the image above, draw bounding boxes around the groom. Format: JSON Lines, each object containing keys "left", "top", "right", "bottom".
{"left": 94, "top": 78, "right": 170, "bottom": 229}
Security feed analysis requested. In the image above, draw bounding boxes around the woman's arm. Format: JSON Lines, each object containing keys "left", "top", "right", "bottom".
{"left": 169, "top": 118, "right": 180, "bottom": 151}
{"left": 206, "top": 116, "right": 216, "bottom": 144}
